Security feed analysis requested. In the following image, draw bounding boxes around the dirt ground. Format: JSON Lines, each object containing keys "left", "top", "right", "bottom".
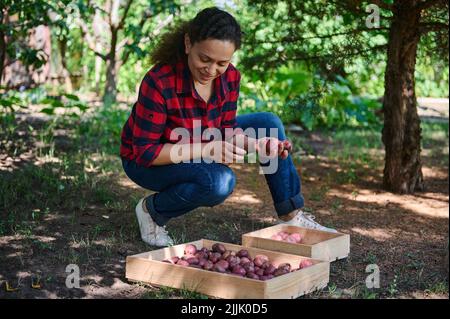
{"left": 0, "top": 106, "right": 448, "bottom": 299}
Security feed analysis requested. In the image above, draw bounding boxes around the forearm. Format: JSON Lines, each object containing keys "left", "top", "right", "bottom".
{"left": 150, "top": 142, "right": 206, "bottom": 166}
{"left": 226, "top": 132, "right": 257, "bottom": 153}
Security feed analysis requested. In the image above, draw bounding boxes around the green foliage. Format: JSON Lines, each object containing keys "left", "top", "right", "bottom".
{"left": 0, "top": 87, "right": 87, "bottom": 116}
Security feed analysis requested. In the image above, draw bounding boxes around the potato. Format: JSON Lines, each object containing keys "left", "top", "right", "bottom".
{"left": 176, "top": 259, "right": 190, "bottom": 267}
{"left": 212, "top": 243, "right": 226, "bottom": 254}
{"left": 184, "top": 244, "right": 197, "bottom": 256}
{"left": 202, "top": 260, "right": 214, "bottom": 271}
{"left": 216, "top": 260, "right": 230, "bottom": 270}
{"left": 239, "top": 257, "right": 251, "bottom": 265}
{"left": 221, "top": 250, "right": 233, "bottom": 260}
{"left": 209, "top": 252, "right": 221, "bottom": 263}
{"left": 299, "top": 259, "right": 313, "bottom": 269}
{"left": 236, "top": 249, "right": 249, "bottom": 258}
{"left": 198, "top": 258, "right": 208, "bottom": 267}
{"left": 231, "top": 265, "right": 246, "bottom": 276}
{"left": 198, "top": 251, "right": 210, "bottom": 260}
{"left": 270, "top": 234, "right": 283, "bottom": 241}
{"left": 253, "top": 257, "right": 265, "bottom": 267}
{"left": 200, "top": 247, "right": 210, "bottom": 254}
{"left": 277, "top": 263, "right": 291, "bottom": 272}
{"left": 255, "top": 268, "right": 265, "bottom": 276}
{"left": 264, "top": 264, "right": 277, "bottom": 275}
{"left": 273, "top": 268, "right": 289, "bottom": 277}
{"left": 213, "top": 263, "right": 227, "bottom": 273}
{"left": 260, "top": 261, "right": 270, "bottom": 269}
{"left": 226, "top": 255, "right": 240, "bottom": 268}
{"left": 279, "top": 231, "right": 289, "bottom": 240}
{"left": 286, "top": 235, "right": 298, "bottom": 243}
{"left": 186, "top": 257, "right": 199, "bottom": 265}
{"left": 259, "top": 275, "right": 272, "bottom": 281}
{"left": 290, "top": 232, "right": 303, "bottom": 243}
{"left": 246, "top": 272, "right": 259, "bottom": 280}
{"left": 242, "top": 262, "right": 255, "bottom": 273}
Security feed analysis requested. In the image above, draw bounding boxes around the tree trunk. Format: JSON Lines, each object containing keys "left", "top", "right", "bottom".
{"left": 103, "top": 27, "right": 119, "bottom": 104}
{"left": 381, "top": 1, "right": 424, "bottom": 194}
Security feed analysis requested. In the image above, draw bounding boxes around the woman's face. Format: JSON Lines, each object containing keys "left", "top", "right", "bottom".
{"left": 185, "top": 35, "right": 236, "bottom": 85}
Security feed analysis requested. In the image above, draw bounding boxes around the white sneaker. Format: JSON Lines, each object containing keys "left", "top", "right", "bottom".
{"left": 135, "top": 197, "right": 174, "bottom": 247}
{"left": 280, "top": 209, "right": 338, "bottom": 233}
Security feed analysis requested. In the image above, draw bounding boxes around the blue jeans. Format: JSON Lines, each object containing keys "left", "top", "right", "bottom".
{"left": 121, "top": 112, "right": 304, "bottom": 226}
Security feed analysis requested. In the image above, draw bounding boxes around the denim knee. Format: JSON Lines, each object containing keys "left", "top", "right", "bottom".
{"left": 259, "top": 112, "right": 285, "bottom": 139}
{"left": 204, "top": 166, "right": 236, "bottom": 207}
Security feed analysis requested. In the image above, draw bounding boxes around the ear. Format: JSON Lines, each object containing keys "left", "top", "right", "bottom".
{"left": 184, "top": 34, "right": 191, "bottom": 54}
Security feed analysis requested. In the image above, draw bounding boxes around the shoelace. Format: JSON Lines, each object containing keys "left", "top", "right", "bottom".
{"left": 295, "top": 212, "right": 321, "bottom": 229}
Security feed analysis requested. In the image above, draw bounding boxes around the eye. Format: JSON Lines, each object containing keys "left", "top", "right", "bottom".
{"left": 200, "top": 56, "right": 210, "bottom": 63}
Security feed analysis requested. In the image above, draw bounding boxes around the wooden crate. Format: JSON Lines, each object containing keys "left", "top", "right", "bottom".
{"left": 126, "top": 239, "right": 330, "bottom": 299}
{"left": 242, "top": 224, "right": 350, "bottom": 262}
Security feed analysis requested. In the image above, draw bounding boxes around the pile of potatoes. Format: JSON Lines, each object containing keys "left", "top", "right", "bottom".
{"left": 270, "top": 231, "right": 303, "bottom": 243}
{"left": 162, "top": 243, "right": 313, "bottom": 281}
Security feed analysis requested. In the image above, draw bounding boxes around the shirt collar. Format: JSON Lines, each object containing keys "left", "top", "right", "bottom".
{"left": 175, "top": 59, "right": 230, "bottom": 101}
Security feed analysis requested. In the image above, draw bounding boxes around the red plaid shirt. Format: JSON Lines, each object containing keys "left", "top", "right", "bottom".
{"left": 120, "top": 59, "right": 241, "bottom": 167}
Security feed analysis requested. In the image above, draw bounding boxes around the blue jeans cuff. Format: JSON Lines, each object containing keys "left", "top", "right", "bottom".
{"left": 275, "top": 193, "right": 305, "bottom": 216}
{"left": 145, "top": 193, "right": 170, "bottom": 226}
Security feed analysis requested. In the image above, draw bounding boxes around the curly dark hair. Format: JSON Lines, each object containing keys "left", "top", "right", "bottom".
{"left": 150, "top": 7, "right": 242, "bottom": 65}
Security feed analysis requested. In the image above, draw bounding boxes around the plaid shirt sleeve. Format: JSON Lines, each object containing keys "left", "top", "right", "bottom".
{"left": 221, "top": 69, "right": 241, "bottom": 132}
{"left": 132, "top": 72, "right": 167, "bottom": 167}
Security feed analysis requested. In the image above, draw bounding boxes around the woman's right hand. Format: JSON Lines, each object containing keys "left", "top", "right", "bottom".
{"left": 202, "top": 140, "right": 247, "bottom": 164}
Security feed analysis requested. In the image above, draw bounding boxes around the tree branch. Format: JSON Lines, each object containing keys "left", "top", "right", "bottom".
{"left": 244, "top": 27, "right": 389, "bottom": 45}
{"left": 118, "top": 0, "right": 134, "bottom": 30}
{"left": 369, "top": 0, "right": 395, "bottom": 11}
{"left": 78, "top": 22, "right": 108, "bottom": 60}
{"left": 416, "top": 0, "right": 447, "bottom": 11}
{"left": 419, "top": 22, "right": 450, "bottom": 34}
{"left": 267, "top": 44, "right": 388, "bottom": 65}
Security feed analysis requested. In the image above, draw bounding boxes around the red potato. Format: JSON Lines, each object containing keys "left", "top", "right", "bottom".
{"left": 273, "top": 268, "right": 289, "bottom": 277}
{"left": 213, "top": 263, "right": 227, "bottom": 273}
{"left": 270, "top": 234, "right": 283, "bottom": 241}
{"left": 212, "top": 243, "right": 226, "bottom": 254}
{"left": 255, "top": 268, "right": 265, "bottom": 277}
{"left": 186, "top": 257, "right": 199, "bottom": 265}
{"left": 264, "top": 264, "right": 277, "bottom": 276}
{"left": 277, "top": 263, "right": 292, "bottom": 272}
{"left": 216, "top": 260, "right": 230, "bottom": 270}
{"left": 239, "top": 257, "right": 251, "bottom": 265}
{"left": 198, "top": 258, "right": 208, "bottom": 267}
{"left": 236, "top": 249, "right": 249, "bottom": 258}
{"left": 226, "top": 255, "right": 240, "bottom": 268}
{"left": 279, "top": 232, "right": 289, "bottom": 240}
{"left": 290, "top": 232, "right": 303, "bottom": 243}
{"left": 299, "top": 259, "right": 313, "bottom": 269}
{"left": 246, "top": 272, "right": 259, "bottom": 280}
{"left": 253, "top": 255, "right": 269, "bottom": 267}
{"left": 184, "top": 244, "right": 197, "bottom": 256}
{"left": 286, "top": 235, "right": 298, "bottom": 243}
{"left": 209, "top": 252, "right": 221, "bottom": 263}
{"left": 202, "top": 260, "right": 214, "bottom": 271}
{"left": 242, "top": 263, "right": 255, "bottom": 273}
{"left": 221, "top": 250, "right": 233, "bottom": 260}
{"left": 231, "top": 265, "right": 246, "bottom": 276}
{"left": 195, "top": 251, "right": 208, "bottom": 260}
{"left": 176, "top": 259, "right": 190, "bottom": 267}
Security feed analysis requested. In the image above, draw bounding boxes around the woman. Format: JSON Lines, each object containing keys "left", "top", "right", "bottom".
{"left": 120, "top": 7, "right": 336, "bottom": 247}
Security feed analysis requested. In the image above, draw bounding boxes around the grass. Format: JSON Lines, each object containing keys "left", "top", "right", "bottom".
{"left": 0, "top": 105, "right": 448, "bottom": 299}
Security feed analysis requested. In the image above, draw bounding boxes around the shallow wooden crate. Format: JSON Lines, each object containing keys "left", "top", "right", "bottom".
{"left": 126, "top": 239, "right": 330, "bottom": 299}
{"left": 242, "top": 224, "right": 350, "bottom": 262}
